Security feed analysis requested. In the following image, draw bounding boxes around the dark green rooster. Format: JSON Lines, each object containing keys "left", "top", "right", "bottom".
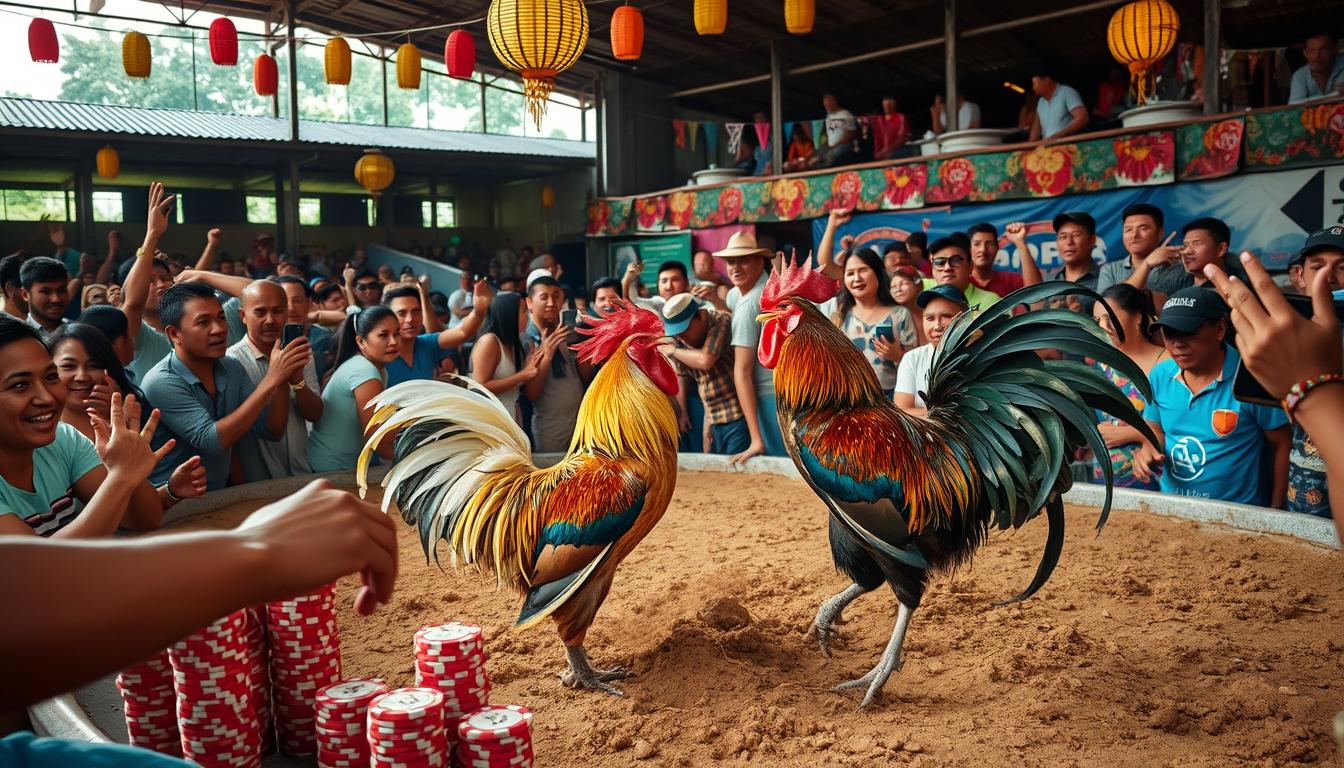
{"left": 755, "top": 260, "right": 1158, "bottom": 708}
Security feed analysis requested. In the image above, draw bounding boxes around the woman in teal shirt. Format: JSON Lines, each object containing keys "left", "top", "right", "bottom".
{"left": 309, "top": 306, "right": 400, "bottom": 472}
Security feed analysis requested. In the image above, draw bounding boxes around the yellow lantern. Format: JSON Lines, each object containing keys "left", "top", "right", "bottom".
{"left": 694, "top": 0, "right": 726, "bottom": 35}
{"left": 96, "top": 146, "right": 119, "bottom": 180}
{"left": 784, "top": 0, "right": 812, "bottom": 34}
{"left": 1106, "top": 0, "right": 1180, "bottom": 105}
{"left": 325, "top": 37, "right": 351, "bottom": 85}
{"left": 541, "top": 185, "right": 556, "bottom": 209}
{"left": 486, "top": 0, "right": 588, "bottom": 128}
{"left": 123, "top": 31, "right": 151, "bottom": 78}
{"left": 355, "top": 150, "right": 395, "bottom": 197}
{"left": 396, "top": 43, "right": 421, "bottom": 89}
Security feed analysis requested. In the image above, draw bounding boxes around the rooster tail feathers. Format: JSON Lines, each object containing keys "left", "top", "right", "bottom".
{"left": 995, "top": 494, "right": 1066, "bottom": 605}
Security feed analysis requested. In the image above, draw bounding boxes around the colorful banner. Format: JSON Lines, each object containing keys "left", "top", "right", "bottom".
{"left": 1177, "top": 118, "right": 1244, "bottom": 180}
{"left": 609, "top": 233, "right": 693, "bottom": 289}
{"left": 585, "top": 197, "right": 633, "bottom": 237}
{"left": 1245, "top": 100, "right": 1344, "bottom": 169}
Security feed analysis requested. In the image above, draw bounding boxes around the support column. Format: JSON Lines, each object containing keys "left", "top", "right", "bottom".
{"left": 479, "top": 79, "right": 487, "bottom": 132}
{"left": 1202, "top": 0, "right": 1221, "bottom": 114}
{"left": 594, "top": 76, "right": 606, "bottom": 197}
{"left": 274, "top": 170, "right": 288, "bottom": 255}
{"left": 382, "top": 50, "right": 390, "bottom": 126}
{"left": 285, "top": 0, "right": 299, "bottom": 142}
{"left": 287, "top": 156, "right": 301, "bottom": 259}
{"left": 429, "top": 175, "right": 438, "bottom": 247}
{"left": 75, "top": 160, "right": 94, "bottom": 254}
{"left": 769, "top": 39, "right": 783, "bottom": 175}
{"left": 944, "top": 0, "right": 958, "bottom": 133}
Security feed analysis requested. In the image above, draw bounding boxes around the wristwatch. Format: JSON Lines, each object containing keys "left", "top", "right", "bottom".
{"left": 290, "top": 379, "right": 307, "bottom": 392}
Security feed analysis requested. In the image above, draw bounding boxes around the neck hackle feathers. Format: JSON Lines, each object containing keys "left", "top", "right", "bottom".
{"left": 572, "top": 300, "right": 663, "bottom": 364}
{"left": 762, "top": 254, "right": 839, "bottom": 310}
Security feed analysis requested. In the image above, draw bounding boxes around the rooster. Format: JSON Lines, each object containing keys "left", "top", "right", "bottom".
{"left": 756, "top": 259, "right": 1157, "bottom": 708}
{"left": 357, "top": 301, "right": 680, "bottom": 695}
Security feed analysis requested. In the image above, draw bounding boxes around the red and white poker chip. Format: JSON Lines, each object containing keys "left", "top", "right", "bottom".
{"left": 453, "top": 705, "right": 533, "bottom": 768}
{"left": 267, "top": 584, "right": 342, "bottom": 756}
{"left": 314, "top": 677, "right": 388, "bottom": 768}
{"left": 169, "top": 610, "right": 263, "bottom": 768}
{"left": 367, "top": 687, "right": 449, "bottom": 766}
{"left": 117, "top": 650, "right": 180, "bottom": 757}
{"left": 414, "top": 622, "right": 493, "bottom": 743}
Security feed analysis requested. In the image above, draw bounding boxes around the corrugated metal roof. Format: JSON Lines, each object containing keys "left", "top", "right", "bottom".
{"left": 0, "top": 97, "right": 594, "bottom": 161}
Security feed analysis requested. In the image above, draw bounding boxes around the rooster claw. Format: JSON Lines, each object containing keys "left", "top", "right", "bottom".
{"left": 813, "top": 622, "right": 847, "bottom": 657}
{"left": 561, "top": 646, "right": 630, "bottom": 697}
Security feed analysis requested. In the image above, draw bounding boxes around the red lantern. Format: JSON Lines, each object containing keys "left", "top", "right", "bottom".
{"left": 209, "top": 18, "right": 238, "bottom": 66}
{"left": 445, "top": 30, "right": 475, "bottom": 80}
{"left": 610, "top": 5, "right": 644, "bottom": 61}
{"left": 29, "top": 18, "right": 58, "bottom": 63}
{"left": 254, "top": 54, "right": 278, "bottom": 96}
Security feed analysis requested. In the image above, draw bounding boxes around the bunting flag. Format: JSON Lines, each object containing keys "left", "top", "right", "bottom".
{"left": 672, "top": 119, "right": 686, "bottom": 150}
{"left": 811, "top": 119, "right": 825, "bottom": 149}
{"left": 687, "top": 121, "right": 700, "bottom": 152}
{"left": 704, "top": 123, "right": 719, "bottom": 157}
{"left": 754, "top": 121, "right": 771, "bottom": 149}
{"left": 784, "top": 121, "right": 796, "bottom": 144}
{"left": 725, "top": 123, "right": 745, "bottom": 156}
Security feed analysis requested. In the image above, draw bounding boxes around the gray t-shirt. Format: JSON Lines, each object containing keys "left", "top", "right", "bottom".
{"left": 225, "top": 336, "right": 319, "bottom": 481}
{"left": 524, "top": 323, "right": 585, "bottom": 453}
{"left": 1038, "top": 84, "right": 1085, "bottom": 139}
{"left": 726, "top": 272, "right": 773, "bottom": 398}
{"left": 128, "top": 320, "right": 173, "bottom": 383}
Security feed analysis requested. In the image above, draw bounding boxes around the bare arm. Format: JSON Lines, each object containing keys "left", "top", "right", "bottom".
{"left": 294, "top": 374, "right": 323, "bottom": 423}
{"left": 730, "top": 347, "right": 765, "bottom": 463}
{"left": 95, "top": 232, "right": 120, "bottom": 285}
{"left": 194, "top": 228, "right": 221, "bottom": 271}
{"left": 471, "top": 336, "right": 536, "bottom": 395}
{"left": 892, "top": 391, "right": 928, "bottom": 418}
{"left": 1029, "top": 112, "right": 1043, "bottom": 142}
{"left": 668, "top": 345, "right": 718, "bottom": 372}
{"left": 435, "top": 279, "right": 491, "bottom": 349}
{"left": 309, "top": 309, "right": 349, "bottom": 326}
{"left": 1051, "top": 106, "right": 1090, "bottom": 140}
{"left": 816, "top": 209, "right": 850, "bottom": 280}
{"left": 1265, "top": 425, "right": 1291, "bottom": 509}
{"left": 175, "top": 269, "right": 251, "bottom": 297}
{"left": 353, "top": 378, "right": 393, "bottom": 460}
{"left": 418, "top": 279, "right": 443, "bottom": 333}
{"left": 123, "top": 185, "right": 176, "bottom": 333}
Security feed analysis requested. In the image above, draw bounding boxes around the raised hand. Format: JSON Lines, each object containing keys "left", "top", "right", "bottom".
{"left": 828, "top": 207, "right": 853, "bottom": 228}
{"left": 145, "top": 183, "right": 176, "bottom": 243}
{"left": 471, "top": 279, "right": 494, "bottom": 314}
{"left": 1143, "top": 231, "right": 1181, "bottom": 268}
{"left": 106, "top": 284, "right": 124, "bottom": 308}
{"left": 269, "top": 337, "right": 312, "bottom": 386}
{"left": 207, "top": 228, "right": 221, "bottom": 246}
{"left": 168, "top": 455, "right": 208, "bottom": 500}
{"left": 342, "top": 263, "right": 356, "bottom": 285}
{"left": 1005, "top": 221, "right": 1029, "bottom": 249}
{"left": 89, "top": 393, "right": 174, "bottom": 483}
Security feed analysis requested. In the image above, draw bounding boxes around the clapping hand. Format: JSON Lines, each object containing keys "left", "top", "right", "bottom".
{"left": 89, "top": 393, "right": 174, "bottom": 483}
{"left": 168, "top": 455, "right": 208, "bottom": 501}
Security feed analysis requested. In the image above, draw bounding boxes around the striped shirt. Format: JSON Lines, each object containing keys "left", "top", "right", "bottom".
{"left": 671, "top": 309, "right": 743, "bottom": 425}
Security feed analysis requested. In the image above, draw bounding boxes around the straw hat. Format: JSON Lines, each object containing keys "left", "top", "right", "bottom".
{"left": 712, "top": 231, "right": 771, "bottom": 259}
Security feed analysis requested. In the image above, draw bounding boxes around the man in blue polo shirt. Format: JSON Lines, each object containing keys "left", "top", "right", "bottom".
{"left": 1136, "top": 286, "right": 1291, "bottom": 507}
{"left": 383, "top": 279, "right": 492, "bottom": 387}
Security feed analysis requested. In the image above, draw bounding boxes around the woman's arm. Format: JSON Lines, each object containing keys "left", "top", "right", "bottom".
{"left": 471, "top": 336, "right": 536, "bottom": 394}
{"left": 816, "top": 209, "right": 849, "bottom": 280}
{"left": 353, "top": 377, "right": 394, "bottom": 459}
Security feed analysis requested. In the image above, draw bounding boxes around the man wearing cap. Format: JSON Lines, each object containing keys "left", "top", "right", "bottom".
{"left": 894, "top": 284, "right": 970, "bottom": 416}
{"left": 716, "top": 231, "right": 787, "bottom": 462}
{"left": 659, "top": 293, "right": 749, "bottom": 455}
{"left": 1134, "top": 286, "right": 1290, "bottom": 507}
{"left": 1097, "top": 203, "right": 1167, "bottom": 294}
{"left": 523, "top": 272, "right": 594, "bottom": 453}
{"left": 1048, "top": 212, "right": 1101, "bottom": 291}
{"left": 919, "top": 233, "right": 1001, "bottom": 311}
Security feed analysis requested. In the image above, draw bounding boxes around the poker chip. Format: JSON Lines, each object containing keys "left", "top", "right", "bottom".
{"left": 413, "top": 623, "right": 493, "bottom": 743}
{"left": 169, "top": 610, "right": 263, "bottom": 768}
{"left": 367, "top": 688, "right": 449, "bottom": 767}
{"left": 267, "top": 583, "right": 342, "bottom": 756}
{"left": 314, "top": 677, "right": 388, "bottom": 768}
{"left": 116, "top": 650, "right": 181, "bottom": 757}
{"left": 453, "top": 705, "right": 533, "bottom": 768}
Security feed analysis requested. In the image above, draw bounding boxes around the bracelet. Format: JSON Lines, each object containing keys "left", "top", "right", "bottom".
{"left": 159, "top": 483, "right": 184, "bottom": 504}
{"left": 1281, "top": 373, "right": 1344, "bottom": 422}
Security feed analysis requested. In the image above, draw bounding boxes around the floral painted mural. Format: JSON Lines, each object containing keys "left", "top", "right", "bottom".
{"left": 1178, "top": 118, "right": 1244, "bottom": 180}
{"left": 1245, "top": 101, "right": 1344, "bottom": 168}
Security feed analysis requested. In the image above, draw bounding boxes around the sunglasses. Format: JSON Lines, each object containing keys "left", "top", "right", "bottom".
{"left": 355, "top": 282, "right": 381, "bottom": 291}
{"left": 931, "top": 256, "right": 966, "bottom": 269}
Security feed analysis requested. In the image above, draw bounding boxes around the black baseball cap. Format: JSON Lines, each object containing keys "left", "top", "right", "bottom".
{"left": 916, "top": 283, "right": 969, "bottom": 309}
{"left": 1052, "top": 211, "right": 1096, "bottom": 235}
{"left": 1152, "top": 286, "right": 1228, "bottom": 334}
{"left": 1293, "top": 225, "right": 1344, "bottom": 266}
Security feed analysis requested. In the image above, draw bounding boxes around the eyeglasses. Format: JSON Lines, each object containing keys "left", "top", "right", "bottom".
{"left": 355, "top": 282, "right": 380, "bottom": 291}
{"left": 930, "top": 256, "right": 966, "bottom": 269}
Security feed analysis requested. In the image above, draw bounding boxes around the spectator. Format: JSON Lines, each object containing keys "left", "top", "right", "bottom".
{"left": 872, "top": 96, "right": 910, "bottom": 160}
{"left": 496, "top": 237, "right": 519, "bottom": 278}
{"left": 822, "top": 247, "right": 918, "bottom": 397}
{"left": 1288, "top": 33, "right": 1344, "bottom": 104}
{"left": 782, "top": 122, "right": 816, "bottom": 172}
{"left": 522, "top": 274, "right": 593, "bottom": 452}
{"left": 894, "top": 284, "right": 969, "bottom": 416}
{"left": 226, "top": 281, "right": 323, "bottom": 482}
{"left": 930, "top": 92, "right": 982, "bottom": 135}
{"left": 882, "top": 241, "right": 912, "bottom": 278}
{"left": 0, "top": 316, "right": 168, "bottom": 538}
{"left": 118, "top": 235, "right": 177, "bottom": 384}
{"left": 377, "top": 265, "right": 396, "bottom": 285}
{"left": 273, "top": 275, "right": 335, "bottom": 384}
{"left": 1094, "top": 66, "right": 1131, "bottom": 124}
{"left": 715, "top": 232, "right": 784, "bottom": 462}
{"left": 969, "top": 222, "right": 1043, "bottom": 296}
{"left": 1098, "top": 203, "right": 1167, "bottom": 293}
{"left": 889, "top": 266, "right": 926, "bottom": 346}
{"left": 1139, "top": 217, "right": 1250, "bottom": 296}
{"left": 79, "top": 305, "right": 140, "bottom": 385}
{"left": 1018, "top": 91, "right": 1039, "bottom": 133}
{"left": 248, "top": 235, "right": 279, "bottom": 278}
{"left": 447, "top": 264, "right": 474, "bottom": 329}
{"left": 1028, "top": 64, "right": 1090, "bottom": 141}
{"left": 1090, "top": 285, "right": 1167, "bottom": 491}
{"left": 905, "top": 231, "right": 932, "bottom": 276}
{"left": 309, "top": 307, "right": 400, "bottom": 472}
{"left": 1132, "top": 287, "right": 1290, "bottom": 506}
{"left": 1049, "top": 212, "right": 1101, "bottom": 290}
{"left": 591, "top": 277, "right": 623, "bottom": 317}
{"left": 346, "top": 269, "right": 382, "bottom": 309}
{"left": 746, "top": 111, "right": 773, "bottom": 175}
{"left": 922, "top": 233, "right": 1002, "bottom": 310}
{"left": 81, "top": 283, "right": 109, "bottom": 308}
{"left": 315, "top": 283, "right": 347, "bottom": 314}
{"left": 1, "top": 253, "right": 27, "bottom": 320}
{"left": 499, "top": 276, "right": 520, "bottom": 294}
{"left": 382, "top": 280, "right": 490, "bottom": 388}
{"left": 19, "top": 257, "right": 69, "bottom": 338}
{"left": 623, "top": 260, "right": 691, "bottom": 314}
{"left": 470, "top": 292, "right": 539, "bottom": 425}
{"left": 659, "top": 294, "right": 750, "bottom": 454}
{"left": 517, "top": 245, "right": 535, "bottom": 275}
{"left": 1288, "top": 225, "right": 1344, "bottom": 297}
{"left": 815, "top": 94, "right": 859, "bottom": 168}
{"left": 309, "top": 276, "right": 330, "bottom": 294}
{"left": 142, "top": 282, "right": 308, "bottom": 490}
{"left": 691, "top": 249, "right": 732, "bottom": 309}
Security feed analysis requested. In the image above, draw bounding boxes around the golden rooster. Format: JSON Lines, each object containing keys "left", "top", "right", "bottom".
{"left": 756, "top": 258, "right": 1156, "bottom": 708}
{"left": 357, "top": 302, "right": 679, "bottom": 695}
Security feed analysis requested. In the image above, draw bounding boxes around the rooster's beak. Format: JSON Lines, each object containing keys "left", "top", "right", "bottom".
{"left": 756, "top": 310, "right": 780, "bottom": 323}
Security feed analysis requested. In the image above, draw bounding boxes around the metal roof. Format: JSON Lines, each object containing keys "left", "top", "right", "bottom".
{"left": 0, "top": 97, "right": 595, "bottom": 161}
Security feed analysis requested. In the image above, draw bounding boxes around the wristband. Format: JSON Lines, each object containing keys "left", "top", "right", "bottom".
{"left": 160, "top": 483, "right": 184, "bottom": 504}
{"left": 1281, "top": 373, "right": 1344, "bottom": 422}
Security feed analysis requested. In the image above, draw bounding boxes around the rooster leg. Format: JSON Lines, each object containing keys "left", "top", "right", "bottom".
{"left": 559, "top": 645, "right": 630, "bottom": 697}
{"left": 813, "top": 583, "right": 869, "bottom": 657}
{"left": 833, "top": 602, "right": 914, "bottom": 709}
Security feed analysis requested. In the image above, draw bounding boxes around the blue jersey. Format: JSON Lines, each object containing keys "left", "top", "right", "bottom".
{"left": 385, "top": 332, "right": 449, "bottom": 387}
{"left": 1143, "top": 346, "right": 1288, "bottom": 506}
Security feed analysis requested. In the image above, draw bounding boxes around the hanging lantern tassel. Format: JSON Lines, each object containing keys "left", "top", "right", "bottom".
{"left": 254, "top": 53, "right": 278, "bottom": 96}
{"left": 355, "top": 150, "right": 396, "bottom": 197}
{"left": 1106, "top": 0, "right": 1180, "bottom": 106}
{"left": 209, "top": 18, "right": 238, "bottom": 66}
{"left": 396, "top": 43, "right": 421, "bottom": 89}
{"left": 29, "top": 18, "right": 59, "bottom": 63}
{"left": 96, "top": 146, "right": 120, "bottom": 180}
{"left": 784, "top": 0, "right": 813, "bottom": 34}
{"left": 611, "top": 5, "right": 644, "bottom": 61}
{"left": 487, "top": 0, "right": 589, "bottom": 129}
{"left": 123, "top": 31, "right": 151, "bottom": 78}
{"left": 445, "top": 30, "right": 475, "bottom": 80}
{"left": 326, "top": 37, "right": 352, "bottom": 85}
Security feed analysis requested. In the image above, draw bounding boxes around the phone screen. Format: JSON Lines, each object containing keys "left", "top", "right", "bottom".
{"left": 874, "top": 324, "right": 894, "bottom": 343}
{"left": 560, "top": 309, "right": 578, "bottom": 330}
{"left": 1232, "top": 293, "right": 1344, "bottom": 406}
{"left": 282, "top": 323, "right": 305, "bottom": 348}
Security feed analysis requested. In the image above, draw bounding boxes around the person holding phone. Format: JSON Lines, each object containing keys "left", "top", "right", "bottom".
{"left": 820, "top": 246, "right": 916, "bottom": 398}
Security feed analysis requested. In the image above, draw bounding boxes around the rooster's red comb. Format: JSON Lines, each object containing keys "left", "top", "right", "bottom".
{"left": 761, "top": 252, "right": 839, "bottom": 310}
{"left": 571, "top": 300, "right": 664, "bottom": 364}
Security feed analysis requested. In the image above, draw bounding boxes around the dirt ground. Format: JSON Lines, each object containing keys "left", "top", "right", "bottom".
{"left": 190, "top": 471, "right": 1344, "bottom": 767}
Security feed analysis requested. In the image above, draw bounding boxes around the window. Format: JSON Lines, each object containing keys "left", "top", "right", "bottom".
{"left": 92, "top": 191, "right": 123, "bottom": 222}
{"left": 365, "top": 197, "right": 377, "bottom": 227}
{"left": 246, "top": 195, "right": 277, "bottom": 224}
{"left": 298, "top": 197, "right": 321, "bottom": 226}
{"left": 175, "top": 192, "right": 185, "bottom": 224}
{"left": 421, "top": 199, "right": 457, "bottom": 228}
{"left": 1, "top": 189, "right": 74, "bottom": 221}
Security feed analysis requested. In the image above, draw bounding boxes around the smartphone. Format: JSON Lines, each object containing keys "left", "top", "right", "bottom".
{"left": 874, "top": 324, "right": 895, "bottom": 343}
{"left": 1232, "top": 293, "right": 1344, "bottom": 406}
{"left": 560, "top": 309, "right": 578, "bottom": 330}
{"left": 282, "top": 323, "right": 305, "bottom": 347}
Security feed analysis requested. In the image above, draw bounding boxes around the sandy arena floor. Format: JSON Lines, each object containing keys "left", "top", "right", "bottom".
{"left": 188, "top": 471, "right": 1343, "bottom": 767}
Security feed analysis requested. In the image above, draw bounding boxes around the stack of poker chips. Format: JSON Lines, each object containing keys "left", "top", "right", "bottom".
{"left": 314, "top": 678, "right": 389, "bottom": 768}
{"left": 413, "top": 623, "right": 491, "bottom": 746}
{"left": 454, "top": 705, "right": 534, "bottom": 768}
{"left": 243, "top": 607, "right": 273, "bottom": 756}
{"left": 115, "top": 650, "right": 180, "bottom": 757}
{"left": 168, "top": 610, "right": 262, "bottom": 768}
{"left": 267, "top": 583, "right": 342, "bottom": 756}
{"left": 366, "top": 687, "right": 450, "bottom": 768}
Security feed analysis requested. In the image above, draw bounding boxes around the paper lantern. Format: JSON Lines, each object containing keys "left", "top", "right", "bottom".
{"left": 486, "top": 0, "right": 588, "bottom": 128}
{"left": 254, "top": 53, "right": 278, "bottom": 96}
{"left": 1106, "top": 0, "right": 1180, "bottom": 105}
{"left": 325, "top": 37, "right": 351, "bottom": 85}
{"left": 208, "top": 18, "right": 237, "bottom": 66}
{"left": 445, "top": 30, "right": 475, "bottom": 80}
{"left": 396, "top": 43, "right": 421, "bottom": 89}
{"left": 541, "top": 185, "right": 556, "bottom": 208}
{"left": 123, "top": 31, "right": 151, "bottom": 78}
{"left": 355, "top": 150, "right": 395, "bottom": 197}
{"left": 784, "top": 0, "right": 813, "bottom": 34}
{"left": 96, "top": 146, "right": 119, "bottom": 180}
{"left": 694, "top": 0, "right": 726, "bottom": 35}
{"left": 29, "top": 18, "right": 58, "bottom": 63}
{"left": 610, "top": 5, "right": 644, "bottom": 61}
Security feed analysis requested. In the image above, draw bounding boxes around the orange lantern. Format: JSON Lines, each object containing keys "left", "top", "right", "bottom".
{"left": 694, "top": 0, "right": 726, "bottom": 35}
{"left": 396, "top": 43, "right": 421, "bottom": 89}
{"left": 209, "top": 18, "right": 237, "bottom": 65}
{"left": 541, "top": 185, "right": 556, "bottom": 208}
{"left": 96, "top": 146, "right": 120, "bottom": 180}
{"left": 783, "top": 0, "right": 813, "bottom": 34}
{"left": 610, "top": 5, "right": 644, "bottom": 61}
{"left": 1106, "top": 0, "right": 1180, "bottom": 105}
{"left": 445, "top": 30, "right": 475, "bottom": 80}
{"left": 123, "top": 31, "right": 151, "bottom": 78}
{"left": 29, "top": 18, "right": 58, "bottom": 63}
{"left": 325, "top": 37, "right": 351, "bottom": 85}
{"left": 486, "top": 0, "right": 589, "bottom": 128}
{"left": 355, "top": 150, "right": 396, "bottom": 197}
{"left": 254, "top": 53, "right": 278, "bottom": 96}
